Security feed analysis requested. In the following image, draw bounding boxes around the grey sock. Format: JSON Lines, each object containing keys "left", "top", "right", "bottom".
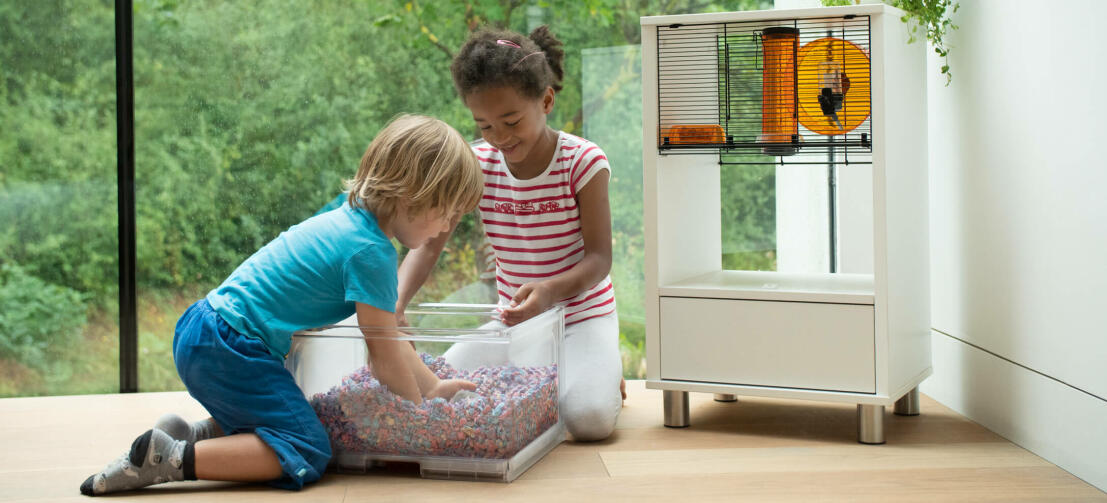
{"left": 80, "top": 429, "right": 189, "bottom": 496}
{"left": 154, "top": 413, "right": 219, "bottom": 443}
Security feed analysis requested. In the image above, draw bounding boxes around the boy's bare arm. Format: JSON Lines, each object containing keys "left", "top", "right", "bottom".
{"left": 501, "top": 171, "right": 612, "bottom": 325}
{"left": 355, "top": 302, "right": 424, "bottom": 403}
{"left": 356, "top": 302, "right": 475, "bottom": 401}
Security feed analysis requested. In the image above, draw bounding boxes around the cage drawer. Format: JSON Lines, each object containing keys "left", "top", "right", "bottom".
{"left": 659, "top": 297, "right": 874, "bottom": 393}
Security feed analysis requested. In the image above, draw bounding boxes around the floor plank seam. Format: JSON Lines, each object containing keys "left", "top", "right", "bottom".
{"left": 599, "top": 452, "right": 612, "bottom": 478}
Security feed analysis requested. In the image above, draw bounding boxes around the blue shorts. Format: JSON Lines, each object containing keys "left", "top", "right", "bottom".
{"left": 173, "top": 299, "right": 331, "bottom": 490}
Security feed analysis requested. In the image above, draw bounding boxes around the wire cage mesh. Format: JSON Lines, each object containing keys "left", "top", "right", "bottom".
{"left": 657, "top": 15, "right": 872, "bottom": 159}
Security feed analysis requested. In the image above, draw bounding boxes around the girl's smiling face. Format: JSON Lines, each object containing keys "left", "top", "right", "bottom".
{"left": 465, "top": 85, "right": 557, "bottom": 176}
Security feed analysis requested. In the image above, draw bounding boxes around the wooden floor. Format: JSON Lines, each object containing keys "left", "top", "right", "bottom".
{"left": 2, "top": 381, "right": 1103, "bottom": 502}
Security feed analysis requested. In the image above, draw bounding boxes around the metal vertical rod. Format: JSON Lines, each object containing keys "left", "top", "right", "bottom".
{"left": 826, "top": 29, "right": 838, "bottom": 274}
{"left": 792, "top": 19, "right": 799, "bottom": 145}
{"left": 722, "top": 25, "right": 730, "bottom": 129}
{"left": 828, "top": 139, "right": 837, "bottom": 273}
{"left": 115, "top": 0, "right": 138, "bottom": 393}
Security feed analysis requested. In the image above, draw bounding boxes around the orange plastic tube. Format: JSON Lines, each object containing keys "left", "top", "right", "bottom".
{"left": 759, "top": 27, "right": 799, "bottom": 155}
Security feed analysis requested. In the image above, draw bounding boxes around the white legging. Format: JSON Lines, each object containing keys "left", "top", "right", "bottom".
{"left": 442, "top": 310, "right": 623, "bottom": 442}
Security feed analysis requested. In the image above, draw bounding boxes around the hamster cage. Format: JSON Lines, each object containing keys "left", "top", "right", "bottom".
{"left": 286, "top": 304, "right": 565, "bottom": 481}
{"left": 641, "top": 4, "right": 930, "bottom": 444}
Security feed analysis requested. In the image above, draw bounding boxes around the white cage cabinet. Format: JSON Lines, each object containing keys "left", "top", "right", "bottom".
{"left": 641, "top": 4, "right": 930, "bottom": 444}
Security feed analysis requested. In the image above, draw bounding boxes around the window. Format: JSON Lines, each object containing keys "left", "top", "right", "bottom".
{"left": 0, "top": 2, "right": 119, "bottom": 396}
{"left": 1, "top": 0, "right": 769, "bottom": 396}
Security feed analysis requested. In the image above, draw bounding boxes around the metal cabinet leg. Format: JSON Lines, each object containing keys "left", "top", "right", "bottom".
{"left": 713, "top": 393, "right": 737, "bottom": 402}
{"left": 663, "top": 390, "right": 690, "bottom": 428}
{"left": 894, "top": 387, "right": 920, "bottom": 416}
{"left": 857, "top": 404, "right": 885, "bottom": 444}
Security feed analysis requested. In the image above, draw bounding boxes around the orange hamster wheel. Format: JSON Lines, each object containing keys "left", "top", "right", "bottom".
{"left": 797, "top": 37, "right": 871, "bottom": 136}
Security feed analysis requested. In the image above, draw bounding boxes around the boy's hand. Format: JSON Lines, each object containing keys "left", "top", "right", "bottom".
{"left": 501, "top": 282, "right": 552, "bottom": 326}
{"left": 425, "top": 378, "right": 477, "bottom": 401}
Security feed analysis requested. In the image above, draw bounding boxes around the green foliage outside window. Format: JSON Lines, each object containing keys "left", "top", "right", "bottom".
{"left": 0, "top": 264, "right": 87, "bottom": 371}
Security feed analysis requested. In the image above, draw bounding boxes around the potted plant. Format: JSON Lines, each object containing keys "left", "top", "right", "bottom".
{"left": 822, "top": 0, "right": 959, "bottom": 85}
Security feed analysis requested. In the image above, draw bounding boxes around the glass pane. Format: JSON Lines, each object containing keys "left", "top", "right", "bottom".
{"left": 130, "top": 2, "right": 492, "bottom": 391}
{"left": 582, "top": 45, "right": 646, "bottom": 377}
{"left": 130, "top": 1, "right": 771, "bottom": 389}
{"left": 0, "top": 2, "right": 119, "bottom": 396}
{"left": 721, "top": 162, "right": 777, "bottom": 271}
{"left": 574, "top": 2, "right": 771, "bottom": 377}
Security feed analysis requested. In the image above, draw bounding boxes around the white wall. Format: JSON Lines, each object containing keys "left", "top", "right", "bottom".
{"left": 920, "top": 0, "right": 1107, "bottom": 492}
{"left": 776, "top": 0, "right": 1107, "bottom": 492}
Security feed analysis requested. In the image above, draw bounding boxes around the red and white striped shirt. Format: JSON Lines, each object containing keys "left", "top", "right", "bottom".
{"left": 474, "top": 132, "right": 616, "bottom": 326}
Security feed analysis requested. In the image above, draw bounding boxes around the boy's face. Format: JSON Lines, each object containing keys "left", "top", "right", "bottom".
{"left": 391, "top": 206, "right": 452, "bottom": 250}
{"left": 465, "top": 85, "right": 554, "bottom": 170}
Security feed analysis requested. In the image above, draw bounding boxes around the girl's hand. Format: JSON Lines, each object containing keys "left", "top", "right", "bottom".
{"left": 425, "top": 378, "right": 477, "bottom": 401}
{"left": 394, "top": 301, "right": 409, "bottom": 327}
{"left": 501, "top": 282, "right": 553, "bottom": 326}
{"left": 393, "top": 303, "right": 415, "bottom": 349}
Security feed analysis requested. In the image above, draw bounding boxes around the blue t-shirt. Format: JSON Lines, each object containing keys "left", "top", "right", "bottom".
{"left": 206, "top": 204, "right": 397, "bottom": 358}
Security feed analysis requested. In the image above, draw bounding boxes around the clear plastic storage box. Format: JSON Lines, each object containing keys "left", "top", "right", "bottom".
{"left": 285, "top": 304, "right": 565, "bottom": 482}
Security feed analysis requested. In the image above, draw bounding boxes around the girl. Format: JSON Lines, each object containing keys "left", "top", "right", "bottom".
{"left": 396, "top": 26, "right": 624, "bottom": 441}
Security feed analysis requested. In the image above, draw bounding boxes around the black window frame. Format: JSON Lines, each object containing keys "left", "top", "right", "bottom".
{"left": 115, "top": 0, "right": 137, "bottom": 393}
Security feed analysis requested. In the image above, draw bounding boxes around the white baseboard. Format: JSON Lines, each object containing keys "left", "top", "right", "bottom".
{"left": 921, "top": 331, "right": 1107, "bottom": 492}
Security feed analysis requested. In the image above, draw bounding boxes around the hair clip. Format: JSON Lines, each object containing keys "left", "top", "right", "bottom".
{"left": 496, "top": 39, "right": 522, "bottom": 49}
{"left": 510, "top": 51, "right": 545, "bottom": 70}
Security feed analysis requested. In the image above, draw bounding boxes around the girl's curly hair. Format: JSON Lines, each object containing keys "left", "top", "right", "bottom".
{"left": 450, "top": 25, "right": 565, "bottom": 100}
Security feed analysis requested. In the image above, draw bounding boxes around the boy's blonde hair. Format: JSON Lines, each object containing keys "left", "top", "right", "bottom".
{"left": 346, "top": 114, "right": 482, "bottom": 224}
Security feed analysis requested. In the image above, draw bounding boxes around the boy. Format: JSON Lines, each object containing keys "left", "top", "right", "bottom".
{"left": 81, "top": 114, "right": 483, "bottom": 495}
